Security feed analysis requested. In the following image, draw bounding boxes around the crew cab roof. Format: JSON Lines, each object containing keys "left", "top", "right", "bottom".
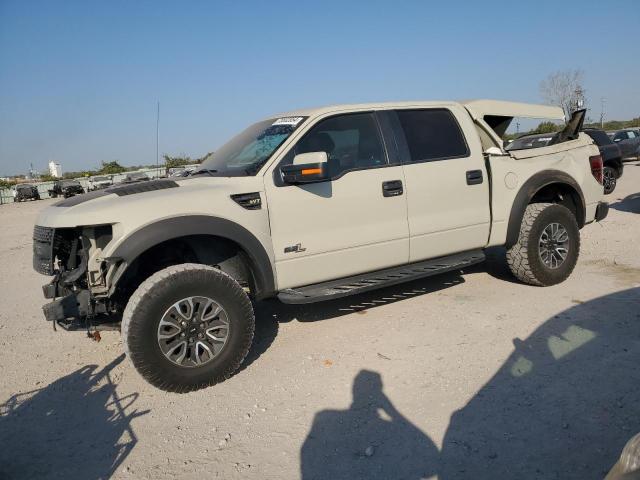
{"left": 462, "top": 99, "right": 565, "bottom": 122}
{"left": 272, "top": 99, "right": 565, "bottom": 150}
{"left": 274, "top": 99, "right": 564, "bottom": 120}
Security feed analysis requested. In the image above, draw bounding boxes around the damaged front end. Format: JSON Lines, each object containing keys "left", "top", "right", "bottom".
{"left": 33, "top": 225, "right": 120, "bottom": 332}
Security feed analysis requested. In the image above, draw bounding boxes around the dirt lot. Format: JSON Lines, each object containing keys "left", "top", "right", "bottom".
{"left": 1, "top": 165, "right": 639, "bottom": 480}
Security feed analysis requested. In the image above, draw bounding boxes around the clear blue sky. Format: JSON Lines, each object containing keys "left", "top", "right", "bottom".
{"left": 1, "top": 0, "right": 639, "bottom": 175}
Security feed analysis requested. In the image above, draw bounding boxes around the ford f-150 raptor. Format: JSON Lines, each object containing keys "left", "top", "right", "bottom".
{"left": 32, "top": 100, "right": 608, "bottom": 392}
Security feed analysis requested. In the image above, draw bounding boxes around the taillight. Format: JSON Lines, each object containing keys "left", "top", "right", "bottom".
{"left": 589, "top": 154, "right": 603, "bottom": 185}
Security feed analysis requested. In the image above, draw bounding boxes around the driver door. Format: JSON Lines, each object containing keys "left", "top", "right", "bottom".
{"left": 264, "top": 112, "right": 409, "bottom": 290}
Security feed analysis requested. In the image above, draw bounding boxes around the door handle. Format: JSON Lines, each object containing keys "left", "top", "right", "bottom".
{"left": 466, "top": 170, "right": 483, "bottom": 185}
{"left": 382, "top": 180, "right": 403, "bottom": 197}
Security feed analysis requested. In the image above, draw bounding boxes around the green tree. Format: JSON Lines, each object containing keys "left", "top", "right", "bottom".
{"left": 99, "top": 161, "right": 126, "bottom": 175}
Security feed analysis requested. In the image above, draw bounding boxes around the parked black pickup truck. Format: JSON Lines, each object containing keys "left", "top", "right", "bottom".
{"left": 13, "top": 184, "right": 41, "bottom": 202}
{"left": 582, "top": 128, "right": 624, "bottom": 194}
{"left": 48, "top": 180, "right": 85, "bottom": 198}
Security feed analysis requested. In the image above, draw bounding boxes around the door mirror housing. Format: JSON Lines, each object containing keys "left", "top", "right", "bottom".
{"left": 280, "top": 152, "right": 329, "bottom": 184}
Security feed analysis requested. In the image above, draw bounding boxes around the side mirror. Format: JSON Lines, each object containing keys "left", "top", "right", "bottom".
{"left": 280, "top": 151, "right": 329, "bottom": 184}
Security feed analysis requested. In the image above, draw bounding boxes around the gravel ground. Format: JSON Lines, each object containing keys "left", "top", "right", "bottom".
{"left": 1, "top": 164, "right": 639, "bottom": 480}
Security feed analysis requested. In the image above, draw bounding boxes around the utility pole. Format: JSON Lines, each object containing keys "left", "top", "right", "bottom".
{"left": 156, "top": 101, "right": 160, "bottom": 179}
{"left": 600, "top": 97, "right": 606, "bottom": 129}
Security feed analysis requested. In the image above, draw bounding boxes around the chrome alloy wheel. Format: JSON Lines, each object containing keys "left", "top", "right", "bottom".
{"left": 538, "top": 223, "right": 570, "bottom": 269}
{"left": 157, "top": 296, "right": 229, "bottom": 367}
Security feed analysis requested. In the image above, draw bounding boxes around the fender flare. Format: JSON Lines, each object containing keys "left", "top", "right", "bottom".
{"left": 109, "top": 215, "right": 276, "bottom": 299}
{"left": 505, "top": 170, "right": 586, "bottom": 248}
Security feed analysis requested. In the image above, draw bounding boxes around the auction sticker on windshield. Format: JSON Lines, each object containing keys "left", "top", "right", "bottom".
{"left": 272, "top": 117, "right": 304, "bottom": 126}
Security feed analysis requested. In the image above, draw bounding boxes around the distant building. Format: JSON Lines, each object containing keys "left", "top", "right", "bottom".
{"left": 48, "top": 161, "right": 62, "bottom": 178}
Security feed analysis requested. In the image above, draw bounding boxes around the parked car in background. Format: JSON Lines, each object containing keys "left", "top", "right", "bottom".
{"left": 87, "top": 175, "right": 113, "bottom": 191}
{"left": 48, "top": 179, "right": 85, "bottom": 198}
{"left": 582, "top": 128, "right": 623, "bottom": 194}
{"left": 607, "top": 129, "right": 640, "bottom": 161}
{"left": 168, "top": 166, "right": 198, "bottom": 178}
{"left": 507, "top": 128, "right": 624, "bottom": 194}
{"left": 121, "top": 172, "right": 150, "bottom": 184}
{"left": 12, "top": 184, "right": 40, "bottom": 202}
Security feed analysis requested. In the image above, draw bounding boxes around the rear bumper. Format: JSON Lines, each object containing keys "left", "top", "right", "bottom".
{"left": 595, "top": 201, "right": 609, "bottom": 222}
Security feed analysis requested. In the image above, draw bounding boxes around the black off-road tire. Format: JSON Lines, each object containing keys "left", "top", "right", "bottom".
{"left": 122, "top": 263, "right": 255, "bottom": 393}
{"left": 603, "top": 165, "right": 617, "bottom": 195}
{"left": 506, "top": 203, "right": 580, "bottom": 286}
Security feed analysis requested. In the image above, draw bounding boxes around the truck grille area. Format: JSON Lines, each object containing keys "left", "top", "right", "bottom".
{"left": 33, "top": 226, "right": 55, "bottom": 275}
{"left": 32, "top": 226, "right": 80, "bottom": 276}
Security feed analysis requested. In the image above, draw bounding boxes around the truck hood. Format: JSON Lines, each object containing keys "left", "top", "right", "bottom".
{"left": 35, "top": 176, "right": 266, "bottom": 229}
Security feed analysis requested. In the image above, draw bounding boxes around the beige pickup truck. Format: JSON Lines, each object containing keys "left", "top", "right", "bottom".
{"left": 32, "top": 99, "right": 608, "bottom": 392}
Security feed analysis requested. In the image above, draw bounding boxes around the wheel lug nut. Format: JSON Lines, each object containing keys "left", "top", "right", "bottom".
{"left": 181, "top": 321, "right": 187, "bottom": 327}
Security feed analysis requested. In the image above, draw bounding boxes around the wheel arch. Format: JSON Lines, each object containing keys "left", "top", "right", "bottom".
{"left": 505, "top": 170, "right": 586, "bottom": 249}
{"left": 108, "top": 215, "right": 275, "bottom": 300}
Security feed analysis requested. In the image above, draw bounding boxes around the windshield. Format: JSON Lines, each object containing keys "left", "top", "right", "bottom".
{"left": 61, "top": 180, "right": 80, "bottom": 186}
{"left": 92, "top": 176, "right": 109, "bottom": 181}
{"left": 196, "top": 116, "right": 307, "bottom": 176}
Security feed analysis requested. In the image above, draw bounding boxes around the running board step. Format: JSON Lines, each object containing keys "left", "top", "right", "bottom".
{"left": 277, "top": 250, "right": 485, "bottom": 304}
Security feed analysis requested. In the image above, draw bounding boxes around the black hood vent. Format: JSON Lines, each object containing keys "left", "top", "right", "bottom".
{"left": 106, "top": 179, "right": 178, "bottom": 196}
{"left": 54, "top": 179, "right": 179, "bottom": 207}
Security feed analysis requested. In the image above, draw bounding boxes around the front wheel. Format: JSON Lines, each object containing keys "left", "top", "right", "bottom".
{"left": 603, "top": 166, "right": 617, "bottom": 195}
{"left": 122, "top": 264, "right": 255, "bottom": 393}
{"left": 506, "top": 203, "right": 580, "bottom": 286}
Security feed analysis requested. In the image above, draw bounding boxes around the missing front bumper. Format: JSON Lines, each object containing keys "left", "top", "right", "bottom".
{"left": 42, "top": 290, "right": 90, "bottom": 324}
{"left": 41, "top": 286, "right": 117, "bottom": 331}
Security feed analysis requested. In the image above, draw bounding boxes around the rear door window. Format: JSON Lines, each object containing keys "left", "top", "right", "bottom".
{"left": 395, "top": 109, "right": 469, "bottom": 162}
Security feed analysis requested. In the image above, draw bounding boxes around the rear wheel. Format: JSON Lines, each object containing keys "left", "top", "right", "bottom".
{"left": 122, "top": 263, "right": 255, "bottom": 393}
{"left": 506, "top": 203, "right": 580, "bottom": 286}
{"left": 603, "top": 166, "right": 617, "bottom": 194}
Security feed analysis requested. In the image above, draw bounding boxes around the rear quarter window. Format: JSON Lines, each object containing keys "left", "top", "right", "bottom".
{"left": 396, "top": 109, "right": 469, "bottom": 162}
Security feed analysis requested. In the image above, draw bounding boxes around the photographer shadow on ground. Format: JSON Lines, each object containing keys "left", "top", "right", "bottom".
{"left": 300, "top": 370, "right": 439, "bottom": 480}
{"left": 0, "top": 354, "right": 148, "bottom": 480}
{"left": 439, "top": 287, "right": 640, "bottom": 479}
{"left": 299, "top": 287, "right": 639, "bottom": 480}
{"left": 610, "top": 192, "right": 640, "bottom": 214}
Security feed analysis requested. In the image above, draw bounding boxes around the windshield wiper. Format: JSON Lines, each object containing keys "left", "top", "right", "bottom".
{"left": 191, "top": 168, "right": 218, "bottom": 176}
